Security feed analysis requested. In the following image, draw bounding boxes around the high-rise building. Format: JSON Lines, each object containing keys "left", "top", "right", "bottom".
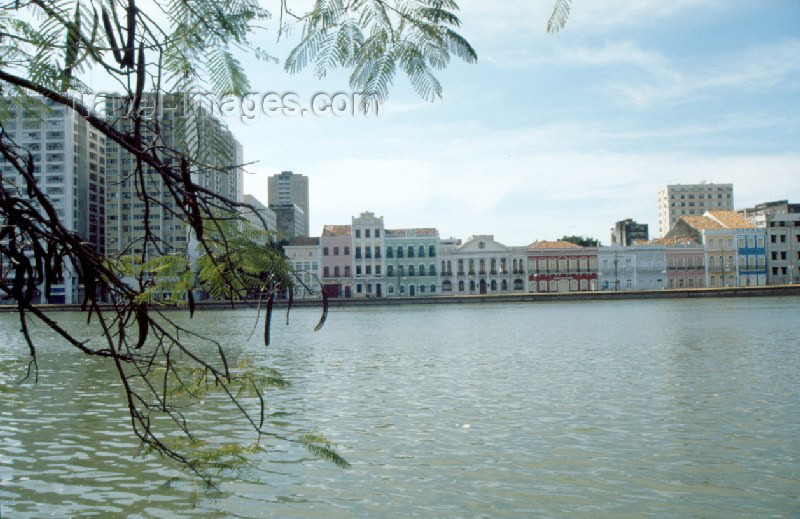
{"left": 268, "top": 171, "right": 309, "bottom": 237}
{"left": 658, "top": 182, "right": 733, "bottom": 237}
{"left": 611, "top": 218, "right": 649, "bottom": 246}
{"left": 269, "top": 203, "right": 305, "bottom": 241}
{"left": 0, "top": 97, "right": 105, "bottom": 303}
{"left": 104, "top": 94, "right": 243, "bottom": 259}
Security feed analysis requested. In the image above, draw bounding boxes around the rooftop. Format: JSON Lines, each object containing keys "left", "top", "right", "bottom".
{"left": 706, "top": 210, "right": 755, "bottom": 229}
{"left": 322, "top": 225, "right": 351, "bottom": 237}
{"left": 527, "top": 240, "right": 581, "bottom": 250}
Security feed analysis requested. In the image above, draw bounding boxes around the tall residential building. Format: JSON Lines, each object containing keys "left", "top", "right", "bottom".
{"left": 104, "top": 94, "right": 243, "bottom": 259}
{"left": 611, "top": 218, "right": 649, "bottom": 246}
{"left": 268, "top": 171, "right": 309, "bottom": 237}
{"left": 658, "top": 182, "right": 733, "bottom": 237}
{"left": 0, "top": 97, "right": 105, "bottom": 303}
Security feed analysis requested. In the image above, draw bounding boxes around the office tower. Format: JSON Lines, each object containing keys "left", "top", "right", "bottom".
{"left": 268, "top": 171, "right": 309, "bottom": 237}
{"left": 658, "top": 182, "right": 733, "bottom": 237}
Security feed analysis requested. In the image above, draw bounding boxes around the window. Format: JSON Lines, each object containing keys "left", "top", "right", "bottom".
{"left": 429, "top": 264, "right": 436, "bottom": 275}
{"left": 344, "top": 246, "right": 350, "bottom": 255}
{"left": 355, "top": 229, "right": 361, "bottom": 238}
{"left": 356, "top": 265, "right": 362, "bottom": 276}
{"left": 429, "top": 245, "right": 436, "bottom": 257}
{"left": 388, "top": 286, "right": 394, "bottom": 294}
{"left": 357, "top": 284, "right": 362, "bottom": 293}
{"left": 387, "top": 246, "right": 393, "bottom": 258}
{"left": 323, "top": 247, "right": 329, "bottom": 256}
{"left": 408, "top": 246, "right": 414, "bottom": 258}
{"left": 356, "top": 247, "right": 362, "bottom": 259}
{"left": 429, "top": 284, "right": 436, "bottom": 293}
{"left": 458, "top": 280, "right": 464, "bottom": 291}
{"left": 398, "top": 265, "right": 405, "bottom": 276}
{"left": 418, "top": 264, "right": 425, "bottom": 276}
{"left": 387, "top": 265, "right": 394, "bottom": 276}
{"left": 333, "top": 246, "right": 339, "bottom": 255}
{"left": 375, "top": 229, "right": 380, "bottom": 238}
{"left": 323, "top": 266, "right": 330, "bottom": 277}
{"left": 365, "top": 247, "right": 372, "bottom": 259}
{"left": 375, "top": 246, "right": 381, "bottom": 258}
{"left": 375, "top": 265, "right": 382, "bottom": 275}
{"left": 334, "top": 266, "right": 340, "bottom": 277}
{"left": 419, "top": 285, "right": 425, "bottom": 294}
{"left": 419, "top": 245, "right": 425, "bottom": 257}
{"left": 344, "top": 266, "right": 351, "bottom": 276}
{"left": 397, "top": 247, "right": 403, "bottom": 258}
{"left": 408, "top": 265, "right": 415, "bottom": 276}
{"left": 366, "top": 266, "right": 372, "bottom": 275}
{"left": 365, "top": 229, "right": 371, "bottom": 238}
{"left": 443, "top": 280, "right": 452, "bottom": 291}
{"left": 539, "top": 280, "right": 547, "bottom": 292}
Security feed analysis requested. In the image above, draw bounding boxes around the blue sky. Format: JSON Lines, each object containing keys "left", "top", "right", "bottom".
{"left": 130, "top": 1, "right": 800, "bottom": 244}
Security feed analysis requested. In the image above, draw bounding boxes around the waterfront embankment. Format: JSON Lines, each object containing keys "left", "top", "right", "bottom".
{"left": 2, "top": 284, "right": 799, "bottom": 313}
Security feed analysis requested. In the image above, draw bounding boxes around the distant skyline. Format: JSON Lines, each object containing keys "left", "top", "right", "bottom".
{"left": 90, "top": 1, "right": 800, "bottom": 245}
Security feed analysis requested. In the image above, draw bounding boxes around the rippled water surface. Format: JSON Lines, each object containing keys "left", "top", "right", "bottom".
{"left": 1, "top": 297, "right": 799, "bottom": 517}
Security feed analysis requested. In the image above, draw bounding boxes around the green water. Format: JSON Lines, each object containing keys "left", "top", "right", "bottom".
{"left": 1, "top": 297, "right": 799, "bottom": 517}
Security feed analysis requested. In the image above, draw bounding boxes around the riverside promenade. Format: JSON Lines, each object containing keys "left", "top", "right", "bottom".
{"left": 2, "top": 285, "right": 799, "bottom": 313}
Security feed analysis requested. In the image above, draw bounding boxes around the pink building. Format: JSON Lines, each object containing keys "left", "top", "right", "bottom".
{"left": 320, "top": 225, "right": 353, "bottom": 298}
{"left": 650, "top": 238, "right": 706, "bottom": 289}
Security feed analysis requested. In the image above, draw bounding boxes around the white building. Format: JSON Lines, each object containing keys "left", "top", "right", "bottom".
{"left": 284, "top": 237, "right": 321, "bottom": 298}
{"left": 597, "top": 245, "right": 667, "bottom": 291}
{"left": 352, "top": 211, "right": 386, "bottom": 297}
{"left": 0, "top": 97, "right": 105, "bottom": 303}
{"left": 440, "top": 235, "right": 528, "bottom": 295}
{"left": 658, "top": 182, "right": 733, "bottom": 237}
{"left": 739, "top": 200, "right": 800, "bottom": 285}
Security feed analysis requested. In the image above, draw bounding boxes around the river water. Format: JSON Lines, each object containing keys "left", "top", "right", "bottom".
{"left": 1, "top": 297, "right": 799, "bottom": 517}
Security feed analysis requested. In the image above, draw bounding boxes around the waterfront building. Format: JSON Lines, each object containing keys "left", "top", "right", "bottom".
{"left": 667, "top": 211, "right": 767, "bottom": 287}
{"left": 0, "top": 97, "right": 105, "bottom": 303}
{"left": 352, "top": 212, "right": 386, "bottom": 297}
{"left": 241, "top": 194, "right": 277, "bottom": 233}
{"left": 320, "top": 224, "right": 353, "bottom": 298}
{"left": 739, "top": 200, "right": 800, "bottom": 285}
{"left": 597, "top": 245, "right": 666, "bottom": 291}
{"left": 439, "top": 235, "right": 527, "bottom": 295}
{"left": 284, "top": 237, "right": 321, "bottom": 298}
{"left": 658, "top": 182, "right": 733, "bottom": 236}
{"left": 104, "top": 94, "right": 243, "bottom": 260}
{"left": 269, "top": 202, "right": 305, "bottom": 241}
{"left": 610, "top": 218, "right": 649, "bottom": 247}
{"left": 268, "top": 170, "right": 309, "bottom": 237}
{"left": 384, "top": 227, "right": 440, "bottom": 297}
{"left": 527, "top": 241, "right": 598, "bottom": 292}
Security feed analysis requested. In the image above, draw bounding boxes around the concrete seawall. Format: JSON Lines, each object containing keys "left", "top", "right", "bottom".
{"left": 2, "top": 285, "right": 799, "bottom": 313}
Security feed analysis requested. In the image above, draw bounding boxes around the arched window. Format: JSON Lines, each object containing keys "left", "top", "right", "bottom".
{"left": 418, "top": 264, "right": 425, "bottom": 276}
{"left": 344, "top": 246, "right": 350, "bottom": 255}
{"left": 502, "top": 279, "right": 508, "bottom": 291}
{"left": 479, "top": 259, "right": 486, "bottom": 274}
{"left": 458, "top": 280, "right": 464, "bottom": 291}
{"left": 419, "top": 284, "right": 425, "bottom": 293}
{"left": 418, "top": 245, "right": 425, "bottom": 257}
{"left": 386, "top": 246, "right": 393, "bottom": 258}
{"left": 429, "top": 245, "right": 436, "bottom": 257}
{"left": 458, "top": 259, "right": 464, "bottom": 274}
{"left": 514, "top": 279, "right": 523, "bottom": 290}
{"left": 429, "top": 263, "right": 436, "bottom": 275}
{"left": 469, "top": 280, "right": 476, "bottom": 291}
{"left": 333, "top": 246, "right": 339, "bottom": 255}
{"left": 430, "top": 284, "right": 436, "bottom": 293}
{"left": 408, "top": 246, "right": 414, "bottom": 258}
{"left": 468, "top": 259, "right": 475, "bottom": 274}
{"left": 441, "top": 260, "right": 446, "bottom": 273}
{"left": 388, "top": 285, "right": 394, "bottom": 294}
{"left": 490, "top": 258, "right": 496, "bottom": 273}
{"left": 443, "top": 280, "right": 452, "bottom": 291}
{"left": 490, "top": 280, "right": 497, "bottom": 291}
{"left": 447, "top": 260, "right": 452, "bottom": 273}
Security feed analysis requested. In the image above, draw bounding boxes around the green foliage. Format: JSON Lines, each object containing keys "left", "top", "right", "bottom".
{"left": 547, "top": 0, "right": 572, "bottom": 33}
{"left": 560, "top": 235, "right": 601, "bottom": 247}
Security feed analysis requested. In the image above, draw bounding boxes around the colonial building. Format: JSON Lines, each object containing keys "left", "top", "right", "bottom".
{"left": 440, "top": 235, "right": 527, "bottom": 295}
{"left": 320, "top": 225, "right": 353, "bottom": 298}
{"left": 667, "top": 211, "right": 767, "bottom": 287}
{"left": 284, "top": 237, "right": 321, "bottom": 299}
{"left": 597, "top": 245, "right": 666, "bottom": 291}
{"left": 527, "top": 241, "right": 598, "bottom": 292}
{"left": 352, "top": 212, "right": 386, "bottom": 297}
{"left": 384, "top": 227, "right": 440, "bottom": 297}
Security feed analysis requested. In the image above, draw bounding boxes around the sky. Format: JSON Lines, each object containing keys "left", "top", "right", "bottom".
{"left": 94, "top": 0, "right": 800, "bottom": 245}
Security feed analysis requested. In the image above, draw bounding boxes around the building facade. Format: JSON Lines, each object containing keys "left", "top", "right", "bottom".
{"left": 269, "top": 202, "right": 305, "bottom": 241}
{"left": 597, "top": 245, "right": 666, "bottom": 291}
{"left": 739, "top": 200, "right": 800, "bottom": 285}
{"left": 284, "top": 237, "right": 321, "bottom": 298}
{"left": 440, "top": 235, "right": 527, "bottom": 295}
{"left": 352, "top": 212, "right": 386, "bottom": 297}
{"left": 104, "top": 94, "right": 243, "bottom": 260}
{"left": 384, "top": 227, "right": 440, "bottom": 297}
{"left": 268, "top": 170, "right": 309, "bottom": 237}
{"left": 241, "top": 194, "right": 277, "bottom": 233}
{"left": 0, "top": 97, "right": 105, "bottom": 303}
{"left": 527, "top": 241, "right": 598, "bottom": 292}
{"left": 658, "top": 182, "right": 733, "bottom": 237}
{"left": 320, "top": 225, "right": 353, "bottom": 298}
